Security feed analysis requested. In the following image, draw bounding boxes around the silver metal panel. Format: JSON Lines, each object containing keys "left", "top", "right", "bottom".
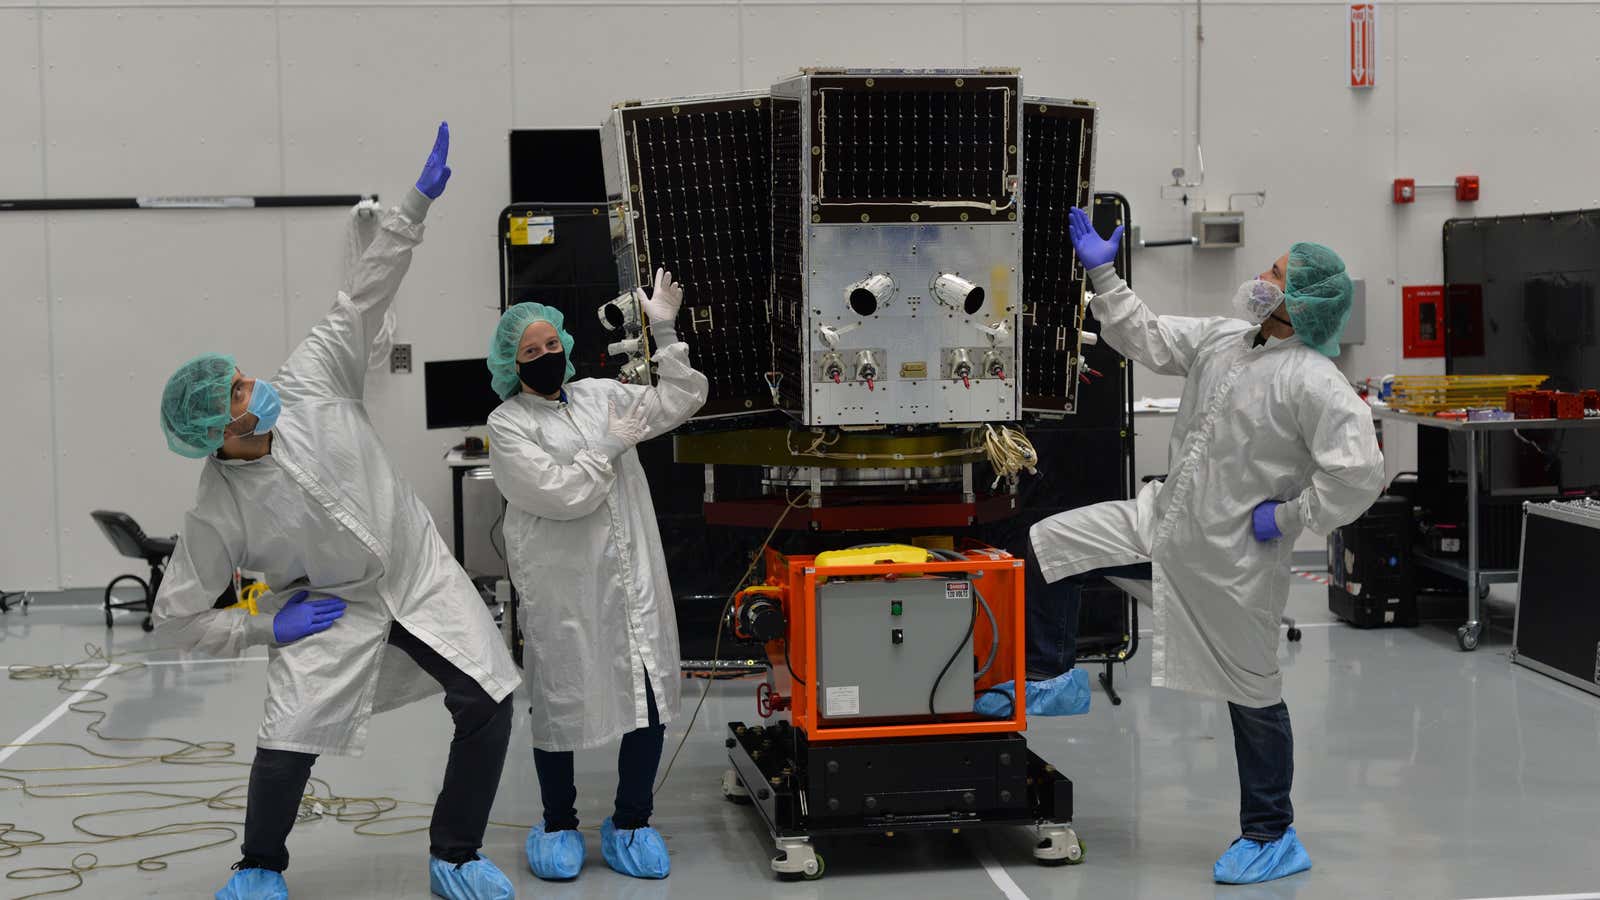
{"left": 599, "top": 111, "right": 641, "bottom": 297}
{"left": 803, "top": 223, "right": 1021, "bottom": 426}
{"left": 1523, "top": 497, "right": 1600, "bottom": 527}
{"left": 1373, "top": 406, "right": 1600, "bottom": 432}
{"left": 1511, "top": 654, "right": 1600, "bottom": 700}
{"left": 817, "top": 578, "right": 974, "bottom": 718}
{"left": 1413, "top": 551, "right": 1520, "bottom": 585}
{"left": 1343, "top": 278, "right": 1367, "bottom": 345}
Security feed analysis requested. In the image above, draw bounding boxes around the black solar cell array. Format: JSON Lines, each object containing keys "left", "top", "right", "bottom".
{"left": 1021, "top": 101, "right": 1096, "bottom": 413}
{"left": 622, "top": 98, "right": 774, "bottom": 418}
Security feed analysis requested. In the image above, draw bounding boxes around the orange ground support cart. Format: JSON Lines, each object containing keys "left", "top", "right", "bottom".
{"left": 721, "top": 544, "right": 1082, "bottom": 880}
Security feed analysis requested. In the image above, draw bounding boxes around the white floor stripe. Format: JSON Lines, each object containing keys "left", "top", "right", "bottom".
{"left": 0, "top": 656, "right": 265, "bottom": 670}
{"left": 1135, "top": 622, "right": 1337, "bottom": 638}
{"left": 0, "top": 664, "right": 121, "bottom": 766}
{"left": 1462, "top": 894, "right": 1600, "bottom": 900}
{"left": 972, "top": 836, "right": 1032, "bottom": 900}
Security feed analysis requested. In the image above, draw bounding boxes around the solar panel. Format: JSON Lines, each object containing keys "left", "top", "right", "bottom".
{"left": 1021, "top": 98, "right": 1097, "bottom": 414}
{"left": 608, "top": 96, "right": 775, "bottom": 419}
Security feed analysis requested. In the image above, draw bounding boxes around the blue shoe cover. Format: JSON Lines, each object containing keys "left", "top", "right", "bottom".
{"left": 601, "top": 817, "right": 670, "bottom": 879}
{"left": 1213, "top": 826, "right": 1313, "bottom": 884}
{"left": 216, "top": 868, "right": 288, "bottom": 900}
{"left": 975, "top": 668, "right": 1091, "bottom": 717}
{"left": 526, "top": 821, "right": 585, "bottom": 881}
{"left": 429, "top": 854, "right": 514, "bottom": 900}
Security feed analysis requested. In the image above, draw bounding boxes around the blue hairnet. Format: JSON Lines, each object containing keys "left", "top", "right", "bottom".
{"left": 1284, "top": 242, "right": 1354, "bottom": 357}
{"left": 160, "top": 352, "right": 237, "bottom": 458}
{"left": 488, "top": 302, "right": 576, "bottom": 399}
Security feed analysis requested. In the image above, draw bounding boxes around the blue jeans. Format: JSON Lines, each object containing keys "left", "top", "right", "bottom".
{"left": 533, "top": 677, "right": 665, "bottom": 831}
{"left": 1025, "top": 550, "right": 1150, "bottom": 679}
{"left": 1229, "top": 700, "right": 1295, "bottom": 842}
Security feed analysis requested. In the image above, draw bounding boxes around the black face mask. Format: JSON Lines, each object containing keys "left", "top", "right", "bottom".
{"left": 519, "top": 351, "right": 567, "bottom": 396}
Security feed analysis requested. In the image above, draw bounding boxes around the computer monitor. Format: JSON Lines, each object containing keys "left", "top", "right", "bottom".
{"left": 509, "top": 129, "right": 605, "bottom": 204}
{"left": 424, "top": 358, "right": 503, "bottom": 430}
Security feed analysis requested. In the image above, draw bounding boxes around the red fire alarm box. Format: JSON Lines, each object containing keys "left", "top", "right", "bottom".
{"left": 1403, "top": 285, "right": 1445, "bottom": 357}
{"left": 1455, "top": 175, "right": 1480, "bottom": 202}
{"left": 1393, "top": 178, "right": 1416, "bottom": 204}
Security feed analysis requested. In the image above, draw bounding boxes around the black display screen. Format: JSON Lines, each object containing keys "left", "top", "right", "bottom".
{"left": 1441, "top": 209, "right": 1600, "bottom": 492}
{"left": 424, "top": 358, "right": 504, "bottom": 430}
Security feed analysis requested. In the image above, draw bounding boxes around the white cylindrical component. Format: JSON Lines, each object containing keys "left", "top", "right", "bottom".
{"left": 853, "top": 349, "right": 878, "bottom": 382}
{"left": 822, "top": 352, "right": 844, "bottom": 382}
{"left": 607, "top": 338, "right": 642, "bottom": 358}
{"left": 847, "top": 273, "right": 896, "bottom": 317}
{"left": 951, "top": 348, "right": 973, "bottom": 379}
{"left": 931, "top": 273, "right": 986, "bottom": 316}
{"left": 1081, "top": 331, "right": 1100, "bottom": 347}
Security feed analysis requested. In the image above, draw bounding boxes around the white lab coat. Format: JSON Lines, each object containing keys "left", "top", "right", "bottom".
{"left": 489, "top": 340, "right": 708, "bottom": 752}
{"left": 153, "top": 191, "right": 521, "bottom": 756}
{"left": 1031, "top": 264, "right": 1384, "bottom": 707}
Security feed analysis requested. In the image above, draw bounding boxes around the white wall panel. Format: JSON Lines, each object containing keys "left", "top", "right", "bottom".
{"left": 0, "top": 219, "right": 59, "bottom": 589}
{"left": 47, "top": 214, "right": 287, "bottom": 589}
{"left": 39, "top": 9, "right": 280, "bottom": 196}
{"left": 0, "top": 10, "right": 44, "bottom": 200}
{"left": 741, "top": 4, "right": 964, "bottom": 89}
{"left": 512, "top": 5, "right": 742, "bottom": 126}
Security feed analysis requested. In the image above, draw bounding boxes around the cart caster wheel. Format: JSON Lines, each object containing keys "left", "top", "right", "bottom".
{"left": 141, "top": 617, "right": 155, "bottom": 632}
{"left": 721, "top": 769, "right": 752, "bottom": 805}
{"left": 1457, "top": 624, "right": 1481, "bottom": 652}
{"left": 772, "top": 839, "right": 821, "bottom": 881}
{"left": 1286, "top": 627, "right": 1302, "bottom": 642}
{"left": 803, "top": 853, "right": 825, "bottom": 880}
{"left": 1034, "top": 826, "right": 1084, "bottom": 866}
{"left": 1109, "top": 695, "right": 1123, "bottom": 707}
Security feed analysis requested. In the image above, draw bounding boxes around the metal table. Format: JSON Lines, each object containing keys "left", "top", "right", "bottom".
{"left": 445, "top": 448, "right": 493, "bottom": 565}
{"left": 1371, "top": 407, "right": 1600, "bottom": 650}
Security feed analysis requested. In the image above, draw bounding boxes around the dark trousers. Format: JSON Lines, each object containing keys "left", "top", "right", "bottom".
{"left": 533, "top": 677, "right": 664, "bottom": 832}
{"left": 239, "top": 622, "right": 514, "bottom": 871}
{"left": 1024, "top": 548, "right": 1150, "bottom": 679}
{"left": 1229, "top": 700, "right": 1296, "bottom": 842}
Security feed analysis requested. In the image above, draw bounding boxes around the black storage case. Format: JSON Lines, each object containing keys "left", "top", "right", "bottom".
{"left": 1513, "top": 499, "right": 1600, "bottom": 698}
{"left": 1328, "top": 495, "right": 1418, "bottom": 628}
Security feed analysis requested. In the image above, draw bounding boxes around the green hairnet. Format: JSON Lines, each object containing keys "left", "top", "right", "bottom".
{"left": 488, "top": 302, "right": 576, "bottom": 399}
{"left": 160, "top": 352, "right": 237, "bottom": 458}
{"left": 1284, "top": 242, "right": 1354, "bottom": 357}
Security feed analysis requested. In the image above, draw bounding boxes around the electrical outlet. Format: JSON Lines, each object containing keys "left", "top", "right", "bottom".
{"left": 390, "top": 343, "right": 412, "bottom": 374}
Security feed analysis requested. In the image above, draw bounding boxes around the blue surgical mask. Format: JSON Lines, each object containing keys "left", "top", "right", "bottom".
{"left": 229, "top": 379, "right": 281, "bottom": 436}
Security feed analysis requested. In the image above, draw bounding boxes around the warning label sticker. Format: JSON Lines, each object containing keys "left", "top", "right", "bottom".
{"left": 946, "top": 581, "right": 972, "bottom": 601}
{"left": 825, "top": 686, "right": 860, "bottom": 717}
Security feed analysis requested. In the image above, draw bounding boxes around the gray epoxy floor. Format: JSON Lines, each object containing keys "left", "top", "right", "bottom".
{"left": 3, "top": 579, "right": 1599, "bottom": 900}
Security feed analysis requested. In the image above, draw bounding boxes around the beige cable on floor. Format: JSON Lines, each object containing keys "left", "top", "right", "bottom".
{"left": 1, "top": 644, "right": 537, "bottom": 899}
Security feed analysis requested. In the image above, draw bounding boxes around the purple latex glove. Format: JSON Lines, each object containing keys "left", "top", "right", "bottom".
{"left": 1067, "top": 206, "right": 1125, "bottom": 271}
{"left": 1252, "top": 501, "right": 1284, "bottom": 542}
{"left": 415, "top": 122, "right": 452, "bottom": 200}
{"left": 273, "top": 591, "right": 347, "bottom": 644}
